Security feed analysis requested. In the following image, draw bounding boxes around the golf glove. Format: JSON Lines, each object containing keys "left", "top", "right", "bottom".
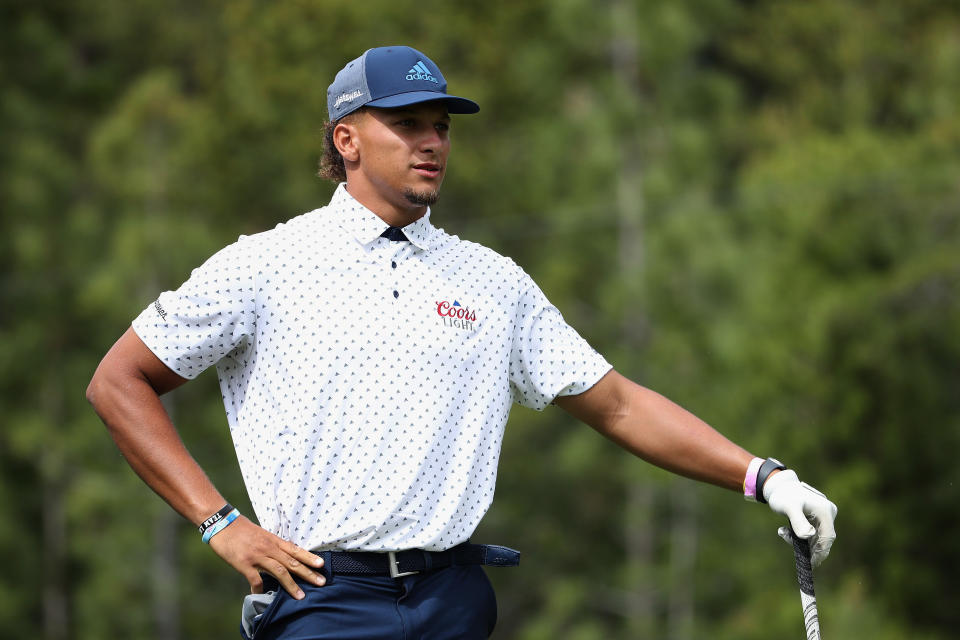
{"left": 763, "top": 470, "right": 837, "bottom": 567}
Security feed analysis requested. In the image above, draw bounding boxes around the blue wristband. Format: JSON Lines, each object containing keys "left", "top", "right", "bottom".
{"left": 202, "top": 509, "right": 240, "bottom": 544}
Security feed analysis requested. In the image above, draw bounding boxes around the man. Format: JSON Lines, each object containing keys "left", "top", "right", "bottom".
{"left": 87, "top": 46, "right": 837, "bottom": 639}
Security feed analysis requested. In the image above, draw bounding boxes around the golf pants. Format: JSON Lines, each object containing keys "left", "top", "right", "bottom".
{"left": 241, "top": 564, "right": 497, "bottom": 639}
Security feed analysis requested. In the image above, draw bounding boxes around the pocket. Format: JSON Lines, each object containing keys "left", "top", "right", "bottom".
{"left": 240, "top": 590, "right": 281, "bottom": 640}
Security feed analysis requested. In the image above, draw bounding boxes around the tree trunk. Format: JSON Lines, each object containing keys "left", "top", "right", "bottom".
{"left": 152, "top": 387, "right": 182, "bottom": 639}
{"left": 42, "top": 461, "right": 69, "bottom": 640}
{"left": 610, "top": 0, "right": 658, "bottom": 636}
{"left": 668, "top": 481, "right": 697, "bottom": 640}
{"left": 41, "top": 368, "right": 69, "bottom": 640}
{"left": 153, "top": 506, "right": 181, "bottom": 640}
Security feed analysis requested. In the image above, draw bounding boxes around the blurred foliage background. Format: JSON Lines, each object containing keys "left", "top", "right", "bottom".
{"left": 2, "top": 0, "right": 959, "bottom": 638}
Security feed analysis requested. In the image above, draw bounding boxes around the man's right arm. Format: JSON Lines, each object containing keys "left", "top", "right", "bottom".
{"left": 86, "top": 327, "right": 325, "bottom": 598}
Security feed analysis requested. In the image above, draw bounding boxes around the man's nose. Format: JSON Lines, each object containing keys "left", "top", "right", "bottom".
{"left": 418, "top": 129, "right": 444, "bottom": 152}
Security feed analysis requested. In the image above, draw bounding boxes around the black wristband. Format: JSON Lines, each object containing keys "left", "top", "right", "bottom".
{"left": 755, "top": 458, "right": 786, "bottom": 504}
{"left": 198, "top": 503, "right": 235, "bottom": 534}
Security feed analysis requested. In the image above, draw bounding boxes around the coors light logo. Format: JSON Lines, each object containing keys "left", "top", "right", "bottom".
{"left": 436, "top": 300, "right": 477, "bottom": 331}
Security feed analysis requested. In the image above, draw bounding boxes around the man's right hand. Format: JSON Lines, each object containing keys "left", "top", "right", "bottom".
{"left": 208, "top": 516, "right": 326, "bottom": 599}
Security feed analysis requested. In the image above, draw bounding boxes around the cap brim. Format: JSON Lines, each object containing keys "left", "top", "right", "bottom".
{"left": 366, "top": 91, "right": 479, "bottom": 114}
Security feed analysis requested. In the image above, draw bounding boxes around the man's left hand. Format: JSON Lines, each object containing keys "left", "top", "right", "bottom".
{"left": 763, "top": 470, "right": 838, "bottom": 567}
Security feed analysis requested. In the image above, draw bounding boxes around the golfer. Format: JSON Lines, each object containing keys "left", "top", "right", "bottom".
{"left": 87, "top": 45, "right": 837, "bottom": 639}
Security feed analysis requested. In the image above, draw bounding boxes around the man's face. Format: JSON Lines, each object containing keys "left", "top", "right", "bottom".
{"left": 343, "top": 101, "right": 451, "bottom": 219}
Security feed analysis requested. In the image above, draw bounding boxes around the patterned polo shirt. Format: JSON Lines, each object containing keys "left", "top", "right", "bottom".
{"left": 132, "top": 184, "right": 611, "bottom": 552}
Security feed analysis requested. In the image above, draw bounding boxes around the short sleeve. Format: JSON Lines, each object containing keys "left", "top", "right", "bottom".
{"left": 131, "top": 237, "right": 257, "bottom": 379}
{"left": 509, "top": 272, "right": 612, "bottom": 410}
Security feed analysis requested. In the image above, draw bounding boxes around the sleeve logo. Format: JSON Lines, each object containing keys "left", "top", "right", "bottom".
{"left": 153, "top": 299, "right": 168, "bottom": 321}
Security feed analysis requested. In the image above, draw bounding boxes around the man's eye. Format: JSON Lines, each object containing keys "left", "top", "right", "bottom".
{"left": 436, "top": 123, "right": 450, "bottom": 132}
{"left": 397, "top": 119, "right": 415, "bottom": 127}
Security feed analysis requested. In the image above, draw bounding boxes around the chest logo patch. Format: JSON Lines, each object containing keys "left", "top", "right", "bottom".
{"left": 436, "top": 300, "right": 478, "bottom": 331}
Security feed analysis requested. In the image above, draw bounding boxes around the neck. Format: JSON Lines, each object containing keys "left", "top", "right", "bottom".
{"left": 344, "top": 182, "right": 428, "bottom": 228}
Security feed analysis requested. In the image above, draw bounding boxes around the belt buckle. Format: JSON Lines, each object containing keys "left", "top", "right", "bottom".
{"left": 387, "top": 551, "right": 419, "bottom": 578}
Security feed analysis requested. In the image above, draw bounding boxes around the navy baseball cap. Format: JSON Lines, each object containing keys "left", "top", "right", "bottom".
{"left": 327, "top": 46, "right": 479, "bottom": 121}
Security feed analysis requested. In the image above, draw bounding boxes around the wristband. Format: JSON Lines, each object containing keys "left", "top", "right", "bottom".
{"left": 198, "top": 503, "right": 235, "bottom": 535}
{"left": 742, "top": 457, "right": 764, "bottom": 501}
{"left": 202, "top": 509, "right": 240, "bottom": 544}
{"left": 755, "top": 457, "right": 787, "bottom": 504}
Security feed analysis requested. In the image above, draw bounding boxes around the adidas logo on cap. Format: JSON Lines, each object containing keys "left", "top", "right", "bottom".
{"left": 406, "top": 60, "right": 439, "bottom": 84}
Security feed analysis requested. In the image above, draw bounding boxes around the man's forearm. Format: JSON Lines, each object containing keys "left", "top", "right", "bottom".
{"left": 556, "top": 370, "right": 754, "bottom": 491}
{"left": 86, "top": 343, "right": 225, "bottom": 526}
{"left": 87, "top": 329, "right": 327, "bottom": 599}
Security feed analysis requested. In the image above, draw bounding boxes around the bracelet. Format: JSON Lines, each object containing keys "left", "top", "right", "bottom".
{"left": 202, "top": 509, "right": 240, "bottom": 544}
{"left": 755, "top": 457, "right": 787, "bottom": 504}
{"left": 198, "top": 503, "right": 235, "bottom": 535}
{"left": 742, "top": 457, "right": 764, "bottom": 501}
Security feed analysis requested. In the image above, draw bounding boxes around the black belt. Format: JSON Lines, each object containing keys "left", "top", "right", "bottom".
{"left": 319, "top": 543, "right": 520, "bottom": 578}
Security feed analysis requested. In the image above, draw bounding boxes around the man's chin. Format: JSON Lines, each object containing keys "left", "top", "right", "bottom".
{"left": 403, "top": 187, "right": 441, "bottom": 207}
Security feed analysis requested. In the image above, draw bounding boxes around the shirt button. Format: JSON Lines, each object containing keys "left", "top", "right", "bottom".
{"left": 391, "top": 261, "right": 397, "bottom": 269}
{"left": 393, "top": 290, "right": 399, "bottom": 298}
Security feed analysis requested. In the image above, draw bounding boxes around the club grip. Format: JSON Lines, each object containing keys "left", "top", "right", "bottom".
{"left": 792, "top": 533, "right": 816, "bottom": 597}
{"left": 791, "top": 530, "right": 822, "bottom": 639}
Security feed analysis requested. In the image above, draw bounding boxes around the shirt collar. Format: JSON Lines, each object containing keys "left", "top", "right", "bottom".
{"left": 330, "top": 183, "right": 435, "bottom": 251}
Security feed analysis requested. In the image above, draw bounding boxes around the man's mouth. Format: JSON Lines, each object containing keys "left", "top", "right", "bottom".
{"left": 413, "top": 162, "right": 442, "bottom": 178}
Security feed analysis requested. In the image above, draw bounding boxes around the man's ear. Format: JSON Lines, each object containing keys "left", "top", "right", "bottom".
{"left": 333, "top": 119, "right": 361, "bottom": 163}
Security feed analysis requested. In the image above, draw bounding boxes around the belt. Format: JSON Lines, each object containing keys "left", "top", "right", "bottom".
{"left": 319, "top": 543, "right": 521, "bottom": 578}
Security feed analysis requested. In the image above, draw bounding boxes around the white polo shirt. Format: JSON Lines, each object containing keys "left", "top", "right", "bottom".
{"left": 133, "top": 184, "right": 611, "bottom": 552}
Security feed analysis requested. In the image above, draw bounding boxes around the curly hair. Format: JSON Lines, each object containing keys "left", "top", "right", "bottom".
{"left": 317, "top": 109, "right": 365, "bottom": 183}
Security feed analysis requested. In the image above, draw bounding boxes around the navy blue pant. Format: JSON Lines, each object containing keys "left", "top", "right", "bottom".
{"left": 245, "top": 565, "right": 497, "bottom": 639}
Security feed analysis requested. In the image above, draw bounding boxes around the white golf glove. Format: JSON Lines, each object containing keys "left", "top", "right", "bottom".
{"left": 763, "top": 470, "right": 838, "bottom": 567}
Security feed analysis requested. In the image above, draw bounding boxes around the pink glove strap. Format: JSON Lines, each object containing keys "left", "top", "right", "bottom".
{"left": 743, "top": 457, "right": 765, "bottom": 501}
